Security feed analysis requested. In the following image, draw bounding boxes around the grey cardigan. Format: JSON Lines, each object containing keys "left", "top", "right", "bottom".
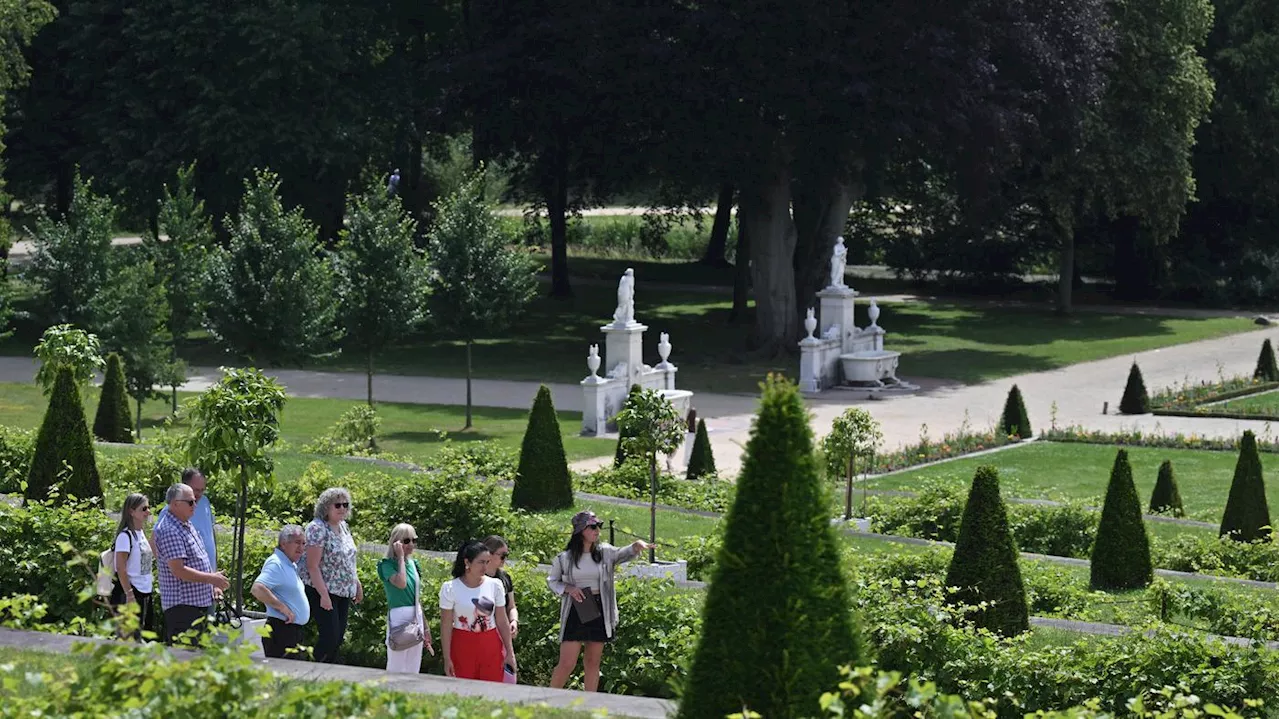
{"left": 546, "top": 542, "right": 638, "bottom": 641}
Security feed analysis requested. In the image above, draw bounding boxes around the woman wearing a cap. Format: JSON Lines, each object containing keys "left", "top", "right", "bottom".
{"left": 547, "top": 510, "right": 653, "bottom": 692}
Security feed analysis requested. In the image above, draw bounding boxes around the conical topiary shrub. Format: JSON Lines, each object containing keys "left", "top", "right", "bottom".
{"left": 685, "top": 418, "right": 716, "bottom": 480}
{"left": 25, "top": 366, "right": 103, "bottom": 504}
{"left": 92, "top": 353, "right": 134, "bottom": 443}
{"left": 511, "top": 385, "right": 573, "bottom": 511}
{"left": 1254, "top": 339, "right": 1278, "bottom": 382}
{"left": 944, "top": 465, "right": 1029, "bottom": 636}
{"left": 998, "top": 384, "right": 1032, "bottom": 439}
{"left": 1148, "top": 459, "right": 1184, "bottom": 517}
{"left": 613, "top": 384, "right": 643, "bottom": 467}
{"left": 1118, "top": 362, "right": 1150, "bottom": 414}
{"left": 678, "top": 375, "right": 865, "bottom": 719}
{"left": 1219, "top": 431, "right": 1272, "bottom": 541}
{"left": 1090, "top": 449, "right": 1153, "bottom": 590}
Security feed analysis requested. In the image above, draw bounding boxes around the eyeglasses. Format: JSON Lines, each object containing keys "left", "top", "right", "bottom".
{"left": 586, "top": 523, "right": 603, "bottom": 530}
{"left": 174, "top": 499, "right": 195, "bottom": 507}
{"left": 140, "top": 506, "right": 151, "bottom": 512}
{"left": 495, "top": 552, "right": 509, "bottom": 559}
{"left": 401, "top": 538, "right": 417, "bottom": 544}
{"left": 333, "top": 502, "right": 350, "bottom": 509}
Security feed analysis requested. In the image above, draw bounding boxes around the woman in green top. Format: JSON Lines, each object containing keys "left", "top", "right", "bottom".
{"left": 379, "top": 523, "right": 433, "bottom": 673}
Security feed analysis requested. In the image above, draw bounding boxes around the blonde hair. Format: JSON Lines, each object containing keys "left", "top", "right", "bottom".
{"left": 385, "top": 523, "right": 416, "bottom": 558}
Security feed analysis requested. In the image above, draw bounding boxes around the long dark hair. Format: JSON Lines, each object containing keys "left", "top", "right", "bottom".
{"left": 451, "top": 540, "right": 489, "bottom": 578}
{"left": 566, "top": 532, "right": 602, "bottom": 568}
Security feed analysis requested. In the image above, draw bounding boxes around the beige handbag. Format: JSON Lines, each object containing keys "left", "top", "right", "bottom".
{"left": 388, "top": 564, "right": 424, "bottom": 651}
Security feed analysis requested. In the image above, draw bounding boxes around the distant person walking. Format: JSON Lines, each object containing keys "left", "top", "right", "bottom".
{"left": 439, "top": 541, "right": 515, "bottom": 682}
{"left": 110, "top": 493, "right": 157, "bottom": 639}
{"left": 379, "top": 523, "right": 433, "bottom": 673}
{"left": 250, "top": 524, "right": 310, "bottom": 658}
{"left": 153, "top": 483, "right": 229, "bottom": 643}
{"left": 297, "top": 487, "right": 363, "bottom": 663}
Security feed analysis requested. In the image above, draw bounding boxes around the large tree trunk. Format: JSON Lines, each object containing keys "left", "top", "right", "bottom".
{"left": 700, "top": 184, "right": 735, "bottom": 267}
{"left": 546, "top": 133, "right": 573, "bottom": 298}
{"left": 792, "top": 172, "right": 859, "bottom": 309}
{"left": 1056, "top": 214, "right": 1075, "bottom": 314}
{"left": 730, "top": 218, "right": 751, "bottom": 323}
{"left": 740, "top": 162, "right": 799, "bottom": 352}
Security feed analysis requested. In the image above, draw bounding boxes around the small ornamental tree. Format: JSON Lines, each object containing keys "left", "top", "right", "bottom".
{"left": 685, "top": 418, "right": 717, "bottom": 480}
{"left": 1148, "top": 459, "right": 1184, "bottom": 517}
{"left": 334, "top": 183, "right": 429, "bottom": 406}
{"left": 679, "top": 376, "right": 865, "bottom": 719}
{"left": 1254, "top": 339, "right": 1278, "bottom": 382}
{"left": 999, "top": 384, "right": 1033, "bottom": 438}
{"left": 33, "top": 324, "right": 104, "bottom": 395}
{"left": 93, "top": 259, "right": 173, "bottom": 437}
{"left": 944, "top": 465, "right": 1029, "bottom": 636}
{"left": 26, "top": 172, "right": 116, "bottom": 328}
{"left": 614, "top": 384, "right": 644, "bottom": 467}
{"left": 26, "top": 366, "right": 102, "bottom": 504}
{"left": 511, "top": 385, "right": 573, "bottom": 511}
{"left": 616, "top": 387, "right": 685, "bottom": 561}
{"left": 821, "top": 407, "right": 884, "bottom": 520}
{"left": 92, "top": 353, "right": 133, "bottom": 443}
{"left": 426, "top": 169, "right": 538, "bottom": 429}
{"left": 1119, "top": 361, "right": 1150, "bottom": 414}
{"left": 1090, "top": 449, "right": 1153, "bottom": 590}
{"left": 1219, "top": 430, "right": 1272, "bottom": 541}
{"left": 186, "top": 368, "right": 287, "bottom": 614}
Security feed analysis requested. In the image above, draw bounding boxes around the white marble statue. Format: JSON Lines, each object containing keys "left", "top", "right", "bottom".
{"left": 613, "top": 268, "right": 636, "bottom": 325}
{"left": 830, "top": 237, "right": 848, "bottom": 289}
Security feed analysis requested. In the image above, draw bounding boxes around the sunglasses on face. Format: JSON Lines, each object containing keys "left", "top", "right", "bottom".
{"left": 333, "top": 502, "right": 350, "bottom": 509}
{"left": 495, "top": 552, "right": 509, "bottom": 559}
{"left": 174, "top": 499, "right": 196, "bottom": 507}
{"left": 401, "top": 538, "right": 417, "bottom": 544}
{"left": 586, "top": 523, "right": 603, "bottom": 530}
{"left": 138, "top": 506, "right": 150, "bottom": 512}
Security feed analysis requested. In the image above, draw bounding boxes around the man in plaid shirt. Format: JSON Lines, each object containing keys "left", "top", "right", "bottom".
{"left": 154, "top": 483, "right": 229, "bottom": 643}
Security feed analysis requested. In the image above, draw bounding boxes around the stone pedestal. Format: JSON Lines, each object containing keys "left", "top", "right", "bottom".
{"left": 817, "top": 287, "right": 858, "bottom": 352}
{"left": 581, "top": 377, "right": 610, "bottom": 436}
{"left": 603, "top": 322, "right": 647, "bottom": 389}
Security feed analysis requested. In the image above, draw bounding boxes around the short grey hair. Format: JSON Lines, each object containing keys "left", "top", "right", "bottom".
{"left": 165, "top": 483, "right": 193, "bottom": 504}
{"left": 313, "top": 487, "right": 352, "bottom": 522}
{"left": 278, "top": 525, "right": 304, "bottom": 546}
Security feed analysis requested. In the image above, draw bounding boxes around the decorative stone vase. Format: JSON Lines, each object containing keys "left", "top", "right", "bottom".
{"left": 868, "top": 299, "right": 881, "bottom": 327}
{"left": 587, "top": 344, "right": 601, "bottom": 378}
{"left": 804, "top": 308, "right": 818, "bottom": 339}
{"left": 657, "top": 332, "right": 672, "bottom": 364}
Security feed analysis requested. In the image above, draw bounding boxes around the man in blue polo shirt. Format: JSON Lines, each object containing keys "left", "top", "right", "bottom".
{"left": 250, "top": 524, "right": 310, "bottom": 658}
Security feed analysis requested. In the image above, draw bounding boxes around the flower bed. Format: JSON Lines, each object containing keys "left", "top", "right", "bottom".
{"left": 1041, "top": 425, "right": 1280, "bottom": 453}
{"left": 1151, "top": 375, "right": 1279, "bottom": 420}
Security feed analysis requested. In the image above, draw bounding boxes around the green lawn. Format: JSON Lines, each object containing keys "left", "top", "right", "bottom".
{"left": 1214, "top": 390, "right": 1279, "bottom": 417}
{"left": 0, "top": 381, "right": 614, "bottom": 464}
{"left": 863, "top": 441, "right": 1279, "bottom": 524}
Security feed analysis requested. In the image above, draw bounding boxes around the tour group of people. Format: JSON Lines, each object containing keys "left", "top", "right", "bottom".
{"left": 108, "top": 469, "right": 654, "bottom": 689}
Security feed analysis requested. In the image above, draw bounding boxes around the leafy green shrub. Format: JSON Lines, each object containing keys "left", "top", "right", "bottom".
{"left": 1005, "top": 500, "right": 1098, "bottom": 558}
{"left": 1042, "top": 423, "right": 1280, "bottom": 453}
{"left": 0, "top": 425, "right": 35, "bottom": 494}
{"left": 685, "top": 418, "right": 716, "bottom": 479}
{"left": 1150, "top": 533, "right": 1277, "bottom": 582}
{"left": 0, "top": 498, "right": 115, "bottom": 624}
{"left": 943, "top": 465, "right": 1028, "bottom": 636}
{"left": 511, "top": 385, "right": 573, "bottom": 510}
{"left": 1148, "top": 459, "right": 1184, "bottom": 516}
{"left": 26, "top": 367, "right": 103, "bottom": 504}
{"left": 1219, "top": 430, "right": 1272, "bottom": 541}
{"left": 91, "top": 353, "right": 133, "bottom": 443}
{"left": 1119, "top": 361, "right": 1151, "bottom": 414}
{"left": 359, "top": 470, "right": 508, "bottom": 552}
{"left": 680, "top": 376, "right": 865, "bottom": 719}
{"left": 301, "top": 404, "right": 381, "bottom": 455}
{"left": 98, "top": 443, "right": 184, "bottom": 507}
{"left": 26, "top": 174, "right": 116, "bottom": 328}
{"left": 576, "top": 460, "right": 736, "bottom": 513}
{"left": 1090, "top": 449, "right": 1153, "bottom": 590}
{"left": 614, "top": 384, "right": 643, "bottom": 467}
{"left": 1254, "top": 338, "right": 1278, "bottom": 381}
{"left": 998, "top": 384, "right": 1032, "bottom": 438}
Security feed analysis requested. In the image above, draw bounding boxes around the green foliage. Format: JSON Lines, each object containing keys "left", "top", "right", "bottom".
{"left": 1253, "top": 339, "right": 1277, "bottom": 381}
{"left": 334, "top": 183, "right": 429, "bottom": 404}
{"left": 92, "top": 259, "right": 173, "bottom": 434}
{"left": 575, "top": 459, "right": 736, "bottom": 514}
{"left": 302, "top": 404, "right": 382, "bottom": 456}
{"left": 91, "top": 353, "right": 133, "bottom": 443}
{"left": 0, "top": 496, "right": 114, "bottom": 624}
{"left": 99, "top": 442, "right": 184, "bottom": 508}
{"left": 1151, "top": 533, "right": 1277, "bottom": 582}
{"left": 204, "top": 169, "right": 341, "bottom": 366}
{"left": 614, "top": 384, "right": 644, "bottom": 467}
{"left": 943, "top": 466, "right": 1029, "bottom": 635}
{"left": 1219, "top": 430, "right": 1272, "bottom": 541}
{"left": 998, "top": 384, "right": 1032, "bottom": 438}
{"left": 1090, "top": 449, "right": 1153, "bottom": 590}
{"left": 1119, "top": 362, "right": 1151, "bottom": 414}
{"left": 1150, "top": 373, "right": 1276, "bottom": 416}
{"left": 25, "top": 173, "right": 117, "bottom": 328}
{"left": 1148, "top": 459, "right": 1184, "bottom": 516}
{"left": 0, "top": 0, "right": 55, "bottom": 253}
{"left": 616, "top": 387, "right": 685, "bottom": 462}
{"left": 822, "top": 407, "right": 884, "bottom": 480}
{"left": 511, "top": 385, "right": 573, "bottom": 511}
{"left": 144, "top": 162, "right": 214, "bottom": 345}
{"left": 0, "top": 425, "right": 34, "bottom": 494}
{"left": 32, "top": 324, "right": 103, "bottom": 394}
{"left": 685, "top": 418, "right": 717, "bottom": 479}
{"left": 25, "top": 367, "right": 102, "bottom": 504}
{"left": 1041, "top": 423, "right": 1280, "bottom": 453}
{"left": 680, "top": 376, "right": 865, "bottom": 719}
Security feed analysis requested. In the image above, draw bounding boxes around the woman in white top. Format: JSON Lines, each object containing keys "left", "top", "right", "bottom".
{"left": 439, "top": 541, "right": 515, "bottom": 682}
{"left": 111, "top": 493, "right": 157, "bottom": 639}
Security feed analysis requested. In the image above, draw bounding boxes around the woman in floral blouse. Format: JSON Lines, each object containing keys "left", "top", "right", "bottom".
{"left": 297, "top": 487, "right": 363, "bottom": 662}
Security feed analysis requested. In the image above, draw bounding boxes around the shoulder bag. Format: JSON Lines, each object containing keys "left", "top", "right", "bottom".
{"left": 388, "top": 561, "right": 425, "bottom": 651}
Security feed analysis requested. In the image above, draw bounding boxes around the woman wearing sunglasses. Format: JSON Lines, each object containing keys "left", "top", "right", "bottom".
{"left": 547, "top": 510, "right": 653, "bottom": 692}
{"left": 297, "top": 487, "right": 363, "bottom": 663}
{"left": 111, "top": 493, "right": 157, "bottom": 639}
{"left": 380, "top": 523, "right": 433, "bottom": 673}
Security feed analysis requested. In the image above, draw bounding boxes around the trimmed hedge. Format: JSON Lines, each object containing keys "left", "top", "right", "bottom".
{"left": 998, "top": 384, "right": 1032, "bottom": 439}
{"left": 680, "top": 376, "right": 865, "bottom": 719}
{"left": 91, "top": 353, "right": 133, "bottom": 443}
{"left": 1254, "top": 338, "right": 1278, "bottom": 381}
{"left": 1089, "top": 449, "right": 1153, "bottom": 590}
{"left": 1219, "top": 430, "right": 1272, "bottom": 542}
{"left": 943, "top": 465, "right": 1029, "bottom": 636}
{"left": 685, "top": 418, "right": 716, "bottom": 479}
{"left": 1119, "top": 361, "right": 1150, "bottom": 414}
{"left": 25, "top": 367, "right": 102, "bottom": 504}
{"left": 511, "top": 385, "right": 573, "bottom": 511}
{"left": 1147, "top": 459, "right": 1184, "bottom": 517}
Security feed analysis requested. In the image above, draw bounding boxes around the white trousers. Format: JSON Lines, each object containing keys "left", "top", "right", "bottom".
{"left": 385, "top": 604, "right": 424, "bottom": 673}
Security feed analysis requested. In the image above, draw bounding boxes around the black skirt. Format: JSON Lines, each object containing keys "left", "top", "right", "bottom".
{"left": 562, "top": 593, "right": 612, "bottom": 643}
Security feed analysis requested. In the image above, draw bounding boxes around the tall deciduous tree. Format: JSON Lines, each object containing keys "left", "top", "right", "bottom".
{"left": 334, "top": 184, "right": 429, "bottom": 406}
{"left": 204, "top": 169, "right": 342, "bottom": 366}
{"left": 615, "top": 387, "right": 685, "bottom": 561}
{"left": 821, "top": 407, "right": 883, "bottom": 521}
{"left": 0, "top": 0, "right": 54, "bottom": 249}
{"left": 25, "top": 172, "right": 116, "bottom": 328}
{"left": 93, "top": 259, "right": 173, "bottom": 437}
{"left": 425, "top": 169, "right": 538, "bottom": 429}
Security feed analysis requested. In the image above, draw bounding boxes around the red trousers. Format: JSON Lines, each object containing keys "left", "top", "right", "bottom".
{"left": 450, "top": 628, "right": 503, "bottom": 682}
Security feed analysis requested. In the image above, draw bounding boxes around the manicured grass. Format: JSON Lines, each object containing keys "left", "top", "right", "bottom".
{"left": 1213, "top": 390, "right": 1279, "bottom": 417}
{"left": 0, "top": 381, "right": 613, "bottom": 464}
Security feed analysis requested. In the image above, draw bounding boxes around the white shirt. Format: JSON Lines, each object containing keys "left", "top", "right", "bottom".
{"left": 439, "top": 577, "right": 506, "bottom": 633}
{"left": 573, "top": 552, "right": 601, "bottom": 593}
{"left": 114, "top": 529, "right": 153, "bottom": 593}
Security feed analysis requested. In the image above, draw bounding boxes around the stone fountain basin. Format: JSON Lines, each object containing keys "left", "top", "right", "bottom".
{"left": 659, "top": 389, "right": 694, "bottom": 416}
{"left": 839, "top": 350, "right": 900, "bottom": 383}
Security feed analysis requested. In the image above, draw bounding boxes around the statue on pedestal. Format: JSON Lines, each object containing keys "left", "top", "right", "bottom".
{"left": 829, "top": 237, "right": 848, "bottom": 289}
{"left": 613, "top": 268, "right": 635, "bottom": 325}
